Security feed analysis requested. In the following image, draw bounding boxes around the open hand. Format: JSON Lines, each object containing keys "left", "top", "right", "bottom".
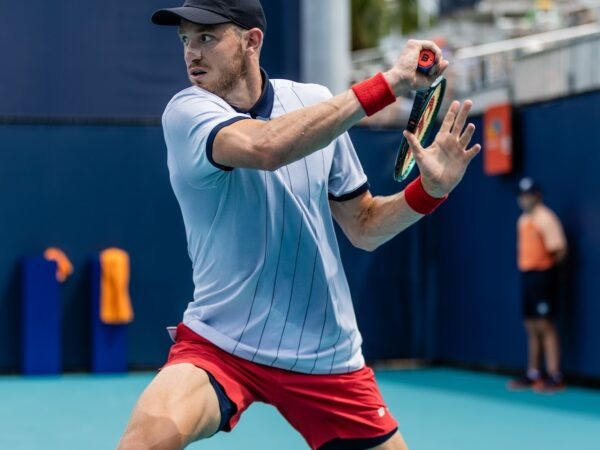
{"left": 403, "top": 100, "right": 481, "bottom": 198}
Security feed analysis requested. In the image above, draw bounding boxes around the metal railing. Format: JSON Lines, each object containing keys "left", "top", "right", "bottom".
{"left": 452, "top": 22, "right": 600, "bottom": 107}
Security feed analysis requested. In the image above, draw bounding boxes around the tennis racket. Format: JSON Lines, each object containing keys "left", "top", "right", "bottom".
{"left": 393, "top": 75, "right": 447, "bottom": 182}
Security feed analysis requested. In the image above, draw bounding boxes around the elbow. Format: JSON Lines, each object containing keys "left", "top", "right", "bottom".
{"left": 357, "top": 242, "right": 379, "bottom": 252}
{"left": 347, "top": 234, "right": 380, "bottom": 252}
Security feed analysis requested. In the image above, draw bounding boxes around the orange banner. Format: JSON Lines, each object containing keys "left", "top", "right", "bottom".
{"left": 483, "top": 103, "right": 513, "bottom": 175}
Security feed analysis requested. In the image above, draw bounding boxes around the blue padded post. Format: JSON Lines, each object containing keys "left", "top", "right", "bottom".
{"left": 90, "top": 257, "right": 128, "bottom": 373}
{"left": 21, "top": 257, "right": 61, "bottom": 375}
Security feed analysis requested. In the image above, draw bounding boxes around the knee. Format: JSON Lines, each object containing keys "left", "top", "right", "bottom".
{"left": 116, "top": 421, "right": 187, "bottom": 450}
{"left": 538, "top": 319, "right": 556, "bottom": 334}
{"left": 116, "top": 428, "right": 148, "bottom": 450}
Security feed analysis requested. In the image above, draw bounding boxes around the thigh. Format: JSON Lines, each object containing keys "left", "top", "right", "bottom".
{"left": 119, "top": 363, "right": 221, "bottom": 449}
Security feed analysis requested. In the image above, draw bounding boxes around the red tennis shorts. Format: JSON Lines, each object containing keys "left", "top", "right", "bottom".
{"left": 164, "top": 323, "right": 399, "bottom": 450}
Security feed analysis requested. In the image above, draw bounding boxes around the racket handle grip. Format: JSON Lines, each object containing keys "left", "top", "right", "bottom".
{"left": 417, "top": 49, "right": 436, "bottom": 75}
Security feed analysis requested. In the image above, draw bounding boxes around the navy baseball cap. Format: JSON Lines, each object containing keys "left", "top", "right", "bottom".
{"left": 151, "top": 0, "right": 266, "bottom": 32}
{"left": 517, "top": 177, "right": 542, "bottom": 195}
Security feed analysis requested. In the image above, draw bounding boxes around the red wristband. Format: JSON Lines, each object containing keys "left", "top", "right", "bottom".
{"left": 351, "top": 72, "right": 396, "bottom": 116}
{"left": 404, "top": 176, "right": 448, "bottom": 215}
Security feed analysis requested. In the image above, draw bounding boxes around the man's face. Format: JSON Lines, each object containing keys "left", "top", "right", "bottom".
{"left": 178, "top": 20, "right": 248, "bottom": 98}
{"left": 518, "top": 192, "right": 539, "bottom": 212}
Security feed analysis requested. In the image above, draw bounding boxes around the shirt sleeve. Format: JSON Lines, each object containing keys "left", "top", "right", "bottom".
{"left": 328, "top": 132, "right": 369, "bottom": 201}
{"left": 162, "top": 88, "right": 250, "bottom": 189}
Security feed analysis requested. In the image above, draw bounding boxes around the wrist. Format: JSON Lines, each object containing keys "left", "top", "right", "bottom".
{"left": 351, "top": 72, "right": 396, "bottom": 116}
{"left": 404, "top": 176, "right": 448, "bottom": 215}
{"left": 382, "top": 69, "right": 409, "bottom": 97}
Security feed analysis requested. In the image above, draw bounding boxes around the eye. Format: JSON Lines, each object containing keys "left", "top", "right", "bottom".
{"left": 179, "top": 35, "right": 189, "bottom": 46}
{"left": 199, "top": 34, "right": 213, "bottom": 43}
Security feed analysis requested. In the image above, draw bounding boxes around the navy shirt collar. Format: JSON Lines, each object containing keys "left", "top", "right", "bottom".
{"left": 233, "top": 68, "right": 274, "bottom": 119}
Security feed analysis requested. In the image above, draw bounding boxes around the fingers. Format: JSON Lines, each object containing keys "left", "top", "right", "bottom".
{"left": 451, "top": 100, "right": 473, "bottom": 136}
{"left": 408, "top": 98, "right": 480, "bottom": 159}
{"left": 458, "top": 123, "right": 476, "bottom": 147}
{"left": 411, "top": 39, "right": 447, "bottom": 75}
{"left": 402, "top": 128, "right": 423, "bottom": 155}
{"left": 439, "top": 99, "right": 474, "bottom": 136}
{"left": 465, "top": 142, "right": 482, "bottom": 161}
{"left": 439, "top": 100, "right": 460, "bottom": 134}
{"left": 403, "top": 39, "right": 448, "bottom": 83}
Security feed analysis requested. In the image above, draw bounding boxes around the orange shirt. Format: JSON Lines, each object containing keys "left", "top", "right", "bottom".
{"left": 517, "top": 204, "right": 566, "bottom": 271}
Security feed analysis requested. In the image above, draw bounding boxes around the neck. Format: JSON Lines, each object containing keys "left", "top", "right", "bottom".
{"left": 224, "top": 66, "right": 263, "bottom": 111}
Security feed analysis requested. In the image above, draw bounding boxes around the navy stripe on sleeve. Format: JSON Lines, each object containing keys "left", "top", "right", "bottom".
{"left": 328, "top": 181, "right": 370, "bottom": 202}
{"left": 206, "top": 116, "right": 252, "bottom": 171}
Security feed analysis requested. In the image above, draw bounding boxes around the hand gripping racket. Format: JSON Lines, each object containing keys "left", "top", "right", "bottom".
{"left": 393, "top": 56, "right": 447, "bottom": 182}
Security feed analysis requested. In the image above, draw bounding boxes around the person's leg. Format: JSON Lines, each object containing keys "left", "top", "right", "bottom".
{"left": 508, "top": 319, "right": 542, "bottom": 389}
{"left": 525, "top": 319, "right": 542, "bottom": 377}
{"left": 539, "top": 318, "right": 561, "bottom": 378}
{"left": 117, "top": 363, "right": 222, "bottom": 450}
{"left": 525, "top": 319, "right": 541, "bottom": 370}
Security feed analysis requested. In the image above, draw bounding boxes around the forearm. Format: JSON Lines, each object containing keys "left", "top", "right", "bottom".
{"left": 354, "top": 193, "right": 424, "bottom": 251}
{"left": 333, "top": 177, "right": 447, "bottom": 251}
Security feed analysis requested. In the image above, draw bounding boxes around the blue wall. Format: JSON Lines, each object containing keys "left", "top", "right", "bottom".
{"left": 435, "top": 93, "right": 600, "bottom": 378}
{"left": 0, "top": 0, "right": 300, "bottom": 120}
{"left": 0, "top": 124, "right": 193, "bottom": 370}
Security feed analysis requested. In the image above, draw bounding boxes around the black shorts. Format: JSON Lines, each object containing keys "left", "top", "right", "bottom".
{"left": 521, "top": 268, "right": 559, "bottom": 319}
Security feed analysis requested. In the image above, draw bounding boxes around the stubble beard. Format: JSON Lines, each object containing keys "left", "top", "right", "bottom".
{"left": 202, "top": 44, "right": 248, "bottom": 99}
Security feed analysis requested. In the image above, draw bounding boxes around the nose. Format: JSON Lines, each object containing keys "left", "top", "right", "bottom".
{"left": 185, "top": 41, "right": 202, "bottom": 61}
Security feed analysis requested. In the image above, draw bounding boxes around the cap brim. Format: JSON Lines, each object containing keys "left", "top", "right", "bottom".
{"left": 151, "top": 7, "right": 230, "bottom": 26}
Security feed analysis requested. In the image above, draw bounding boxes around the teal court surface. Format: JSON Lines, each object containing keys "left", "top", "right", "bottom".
{"left": 1, "top": 368, "right": 598, "bottom": 449}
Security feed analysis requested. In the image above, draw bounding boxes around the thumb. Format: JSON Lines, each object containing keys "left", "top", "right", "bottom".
{"left": 403, "top": 130, "right": 424, "bottom": 159}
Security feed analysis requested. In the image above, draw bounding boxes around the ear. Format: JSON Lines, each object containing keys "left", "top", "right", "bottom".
{"left": 245, "top": 28, "right": 264, "bottom": 55}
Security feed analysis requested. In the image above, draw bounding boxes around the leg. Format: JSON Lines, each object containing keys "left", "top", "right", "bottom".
{"left": 539, "top": 318, "right": 561, "bottom": 376}
{"left": 117, "top": 363, "right": 222, "bottom": 450}
{"left": 508, "top": 319, "right": 542, "bottom": 389}
{"left": 369, "top": 430, "right": 409, "bottom": 450}
{"left": 524, "top": 319, "right": 541, "bottom": 373}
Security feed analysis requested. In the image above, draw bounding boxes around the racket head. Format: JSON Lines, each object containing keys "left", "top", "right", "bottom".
{"left": 393, "top": 76, "right": 447, "bottom": 182}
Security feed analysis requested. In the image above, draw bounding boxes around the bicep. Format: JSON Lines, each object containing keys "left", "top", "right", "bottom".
{"left": 212, "top": 118, "right": 274, "bottom": 170}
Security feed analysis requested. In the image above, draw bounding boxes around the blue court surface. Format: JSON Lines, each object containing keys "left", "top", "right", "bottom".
{"left": 0, "top": 368, "right": 598, "bottom": 449}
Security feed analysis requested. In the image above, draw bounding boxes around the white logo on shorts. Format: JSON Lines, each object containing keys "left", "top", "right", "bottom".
{"left": 377, "top": 407, "right": 386, "bottom": 417}
{"left": 537, "top": 302, "right": 549, "bottom": 315}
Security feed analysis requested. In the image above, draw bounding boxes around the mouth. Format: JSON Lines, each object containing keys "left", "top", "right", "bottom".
{"left": 189, "top": 68, "right": 207, "bottom": 80}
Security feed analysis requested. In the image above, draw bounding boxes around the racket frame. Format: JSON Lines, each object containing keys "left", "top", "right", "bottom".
{"left": 393, "top": 76, "right": 447, "bottom": 182}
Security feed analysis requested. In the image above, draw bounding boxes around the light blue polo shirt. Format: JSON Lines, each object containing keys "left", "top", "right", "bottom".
{"left": 163, "top": 71, "right": 369, "bottom": 374}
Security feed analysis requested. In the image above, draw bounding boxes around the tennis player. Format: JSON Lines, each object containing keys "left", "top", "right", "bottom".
{"left": 117, "top": 1, "right": 480, "bottom": 449}
{"left": 508, "top": 177, "right": 567, "bottom": 393}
